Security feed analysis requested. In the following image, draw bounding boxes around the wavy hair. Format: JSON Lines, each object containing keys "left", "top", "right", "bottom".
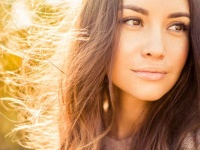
{"left": 60, "top": 0, "right": 121, "bottom": 149}
{"left": 1, "top": 0, "right": 200, "bottom": 149}
{"left": 60, "top": 0, "right": 200, "bottom": 150}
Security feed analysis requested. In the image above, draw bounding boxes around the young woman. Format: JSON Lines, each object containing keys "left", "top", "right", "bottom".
{"left": 59, "top": 0, "right": 200, "bottom": 149}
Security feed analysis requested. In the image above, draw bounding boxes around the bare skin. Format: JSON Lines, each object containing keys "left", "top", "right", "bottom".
{"left": 111, "top": 0, "right": 190, "bottom": 139}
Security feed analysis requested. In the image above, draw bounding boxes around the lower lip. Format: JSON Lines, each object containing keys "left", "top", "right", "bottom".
{"left": 133, "top": 71, "right": 166, "bottom": 81}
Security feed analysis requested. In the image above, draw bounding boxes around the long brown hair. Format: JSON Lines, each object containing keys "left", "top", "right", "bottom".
{"left": 60, "top": 0, "right": 120, "bottom": 149}
{"left": 60, "top": 0, "right": 200, "bottom": 149}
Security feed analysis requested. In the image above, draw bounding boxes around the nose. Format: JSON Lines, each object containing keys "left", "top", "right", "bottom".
{"left": 141, "top": 29, "right": 166, "bottom": 59}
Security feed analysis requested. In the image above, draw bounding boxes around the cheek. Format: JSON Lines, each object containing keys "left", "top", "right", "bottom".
{"left": 167, "top": 37, "right": 189, "bottom": 72}
{"left": 116, "top": 28, "right": 144, "bottom": 55}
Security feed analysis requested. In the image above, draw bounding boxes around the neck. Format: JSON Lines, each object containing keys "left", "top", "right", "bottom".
{"left": 109, "top": 87, "right": 149, "bottom": 139}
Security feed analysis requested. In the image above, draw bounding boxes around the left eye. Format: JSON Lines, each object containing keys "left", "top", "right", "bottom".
{"left": 125, "top": 19, "right": 142, "bottom": 26}
{"left": 168, "top": 23, "right": 188, "bottom": 32}
{"left": 119, "top": 18, "right": 143, "bottom": 27}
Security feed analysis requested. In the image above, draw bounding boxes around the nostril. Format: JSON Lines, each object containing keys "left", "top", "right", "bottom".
{"left": 143, "top": 50, "right": 165, "bottom": 59}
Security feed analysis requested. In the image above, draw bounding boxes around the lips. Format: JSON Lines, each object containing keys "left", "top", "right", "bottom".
{"left": 131, "top": 68, "right": 167, "bottom": 81}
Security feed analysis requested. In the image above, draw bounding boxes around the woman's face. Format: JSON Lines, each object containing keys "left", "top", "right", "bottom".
{"left": 112, "top": 0, "right": 190, "bottom": 101}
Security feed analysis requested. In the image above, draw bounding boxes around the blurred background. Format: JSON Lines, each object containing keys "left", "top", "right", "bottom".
{"left": 0, "top": 53, "right": 26, "bottom": 150}
{"left": 0, "top": 0, "right": 76, "bottom": 149}
{"left": 1, "top": 1, "right": 32, "bottom": 149}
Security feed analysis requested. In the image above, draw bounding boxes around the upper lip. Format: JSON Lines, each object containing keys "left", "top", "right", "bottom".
{"left": 131, "top": 67, "right": 167, "bottom": 74}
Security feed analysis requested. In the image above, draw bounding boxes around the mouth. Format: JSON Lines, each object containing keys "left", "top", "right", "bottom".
{"left": 131, "top": 69, "right": 167, "bottom": 81}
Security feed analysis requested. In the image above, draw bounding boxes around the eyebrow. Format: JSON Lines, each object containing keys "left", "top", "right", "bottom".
{"left": 167, "top": 12, "right": 190, "bottom": 19}
{"left": 120, "top": 5, "right": 190, "bottom": 19}
{"left": 120, "top": 5, "right": 149, "bottom": 16}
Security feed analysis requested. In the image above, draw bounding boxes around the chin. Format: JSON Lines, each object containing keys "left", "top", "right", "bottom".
{"left": 136, "top": 93, "right": 166, "bottom": 102}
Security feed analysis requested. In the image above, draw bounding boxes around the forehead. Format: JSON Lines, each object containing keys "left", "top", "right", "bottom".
{"left": 122, "top": 0, "right": 190, "bottom": 14}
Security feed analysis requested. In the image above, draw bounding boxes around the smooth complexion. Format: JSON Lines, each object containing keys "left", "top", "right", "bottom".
{"left": 111, "top": 0, "right": 190, "bottom": 139}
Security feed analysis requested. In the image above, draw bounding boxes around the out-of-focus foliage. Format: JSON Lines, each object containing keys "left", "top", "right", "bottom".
{"left": 0, "top": 1, "right": 24, "bottom": 149}
{"left": 0, "top": 0, "right": 79, "bottom": 149}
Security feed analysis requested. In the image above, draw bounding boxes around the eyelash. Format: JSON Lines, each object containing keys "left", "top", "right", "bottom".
{"left": 168, "top": 22, "right": 189, "bottom": 32}
{"left": 118, "top": 17, "right": 189, "bottom": 32}
{"left": 119, "top": 17, "right": 143, "bottom": 27}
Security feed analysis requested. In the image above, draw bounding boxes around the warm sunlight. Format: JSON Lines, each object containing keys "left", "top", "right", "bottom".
{"left": 12, "top": 2, "right": 32, "bottom": 28}
{"left": 45, "top": 0, "right": 82, "bottom": 6}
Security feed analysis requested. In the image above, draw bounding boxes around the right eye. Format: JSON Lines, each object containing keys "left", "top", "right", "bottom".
{"left": 119, "top": 18, "right": 143, "bottom": 27}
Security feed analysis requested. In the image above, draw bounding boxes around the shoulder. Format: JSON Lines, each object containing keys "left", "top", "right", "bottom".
{"left": 181, "top": 131, "right": 200, "bottom": 150}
